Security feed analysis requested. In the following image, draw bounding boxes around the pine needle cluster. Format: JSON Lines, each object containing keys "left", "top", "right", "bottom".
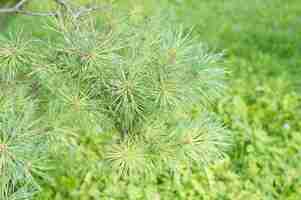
{"left": 0, "top": 11, "right": 231, "bottom": 198}
{"left": 0, "top": 84, "right": 50, "bottom": 200}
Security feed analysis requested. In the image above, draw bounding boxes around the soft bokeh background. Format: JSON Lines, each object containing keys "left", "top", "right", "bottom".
{"left": 1, "top": 0, "right": 300, "bottom": 199}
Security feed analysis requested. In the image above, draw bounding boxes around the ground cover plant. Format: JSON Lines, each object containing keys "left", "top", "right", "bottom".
{"left": 1, "top": 0, "right": 301, "bottom": 199}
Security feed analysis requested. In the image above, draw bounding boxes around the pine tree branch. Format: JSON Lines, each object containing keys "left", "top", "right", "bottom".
{"left": 54, "top": 0, "right": 69, "bottom": 8}
{"left": 16, "top": 10, "right": 58, "bottom": 17}
{"left": 0, "top": 0, "right": 108, "bottom": 18}
{"left": 0, "top": 0, "right": 58, "bottom": 16}
{"left": 0, "top": 0, "right": 30, "bottom": 13}
{"left": 73, "top": 5, "right": 108, "bottom": 19}
{"left": 54, "top": 0, "right": 72, "bottom": 13}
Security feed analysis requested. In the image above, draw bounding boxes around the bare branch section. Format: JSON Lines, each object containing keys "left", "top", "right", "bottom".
{"left": 0, "top": 0, "right": 107, "bottom": 18}
{"left": 74, "top": 5, "right": 108, "bottom": 18}
{"left": 0, "top": 0, "right": 29, "bottom": 13}
{"left": 54, "top": 0, "right": 72, "bottom": 13}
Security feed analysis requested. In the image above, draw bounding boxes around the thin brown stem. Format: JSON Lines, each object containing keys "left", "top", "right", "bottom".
{"left": 0, "top": 0, "right": 109, "bottom": 18}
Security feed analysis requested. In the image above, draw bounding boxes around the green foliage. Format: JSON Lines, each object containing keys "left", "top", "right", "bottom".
{"left": 0, "top": 5, "right": 230, "bottom": 200}
{"left": 27, "top": 13, "right": 229, "bottom": 179}
{"left": 0, "top": 84, "right": 50, "bottom": 200}
{"left": 1, "top": 0, "right": 301, "bottom": 199}
{"left": 0, "top": 30, "right": 35, "bottom": 82}
{"left": 32, "top": 0, "right": 301, "bottom": 199}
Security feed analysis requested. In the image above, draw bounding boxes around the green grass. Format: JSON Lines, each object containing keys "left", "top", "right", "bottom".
{"left": 2, "top": 0, "right": 301, "bottom": 199}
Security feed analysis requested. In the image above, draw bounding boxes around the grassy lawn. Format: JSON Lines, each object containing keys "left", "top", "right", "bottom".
{"left": 2, "top": 0, "right": 301, "bottom": 199}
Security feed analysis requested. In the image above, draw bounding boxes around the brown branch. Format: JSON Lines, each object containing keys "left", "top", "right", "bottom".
{"left": 73, "top": 5, "right": 110, "bottom": 19}
{"left": 17, "top": 10, "right": 58, "bottom": 17}
{"left": 54, "top": 0, "right": 72, "bottom": 13}
{"left": 54, "top": 0, "right": 68, "bottom": 7}
{"left": 0, "top": 0, "right": 108, "bottom": 18}
{"left": 0, "top": 0, "right": 58, "bottom": 17}
{"left": 0, "top": 0, "right": 30, "bottom": 13}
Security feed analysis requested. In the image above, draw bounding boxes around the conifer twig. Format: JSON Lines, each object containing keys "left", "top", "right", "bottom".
{"left": 0, "top": 0, "right": 58, "bottom": 16}
{"left": 0, "top": 0, "right": 108, "bottom": 18}
{"left": 0, "top": 0, "right": 29, "bottom": 13}
{"left": 73, "top": 4, "right": 108, "bottom": 19}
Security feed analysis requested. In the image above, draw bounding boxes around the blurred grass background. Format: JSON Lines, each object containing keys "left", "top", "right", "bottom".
{"left": 1, "top": 0, "right": 301, "bottom": 199}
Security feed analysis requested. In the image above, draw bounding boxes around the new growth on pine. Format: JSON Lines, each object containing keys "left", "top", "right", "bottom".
{"left": 0, "top": 8, "right": 231, "bottom": 199}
